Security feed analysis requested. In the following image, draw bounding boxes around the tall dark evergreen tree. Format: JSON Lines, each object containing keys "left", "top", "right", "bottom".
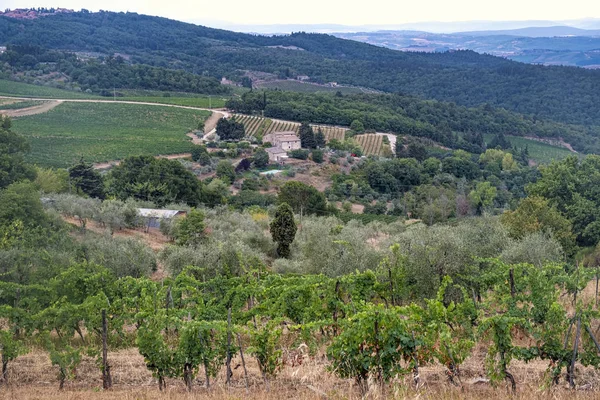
{"left": 299, "top": 123, "right": 316, "bottom": 149}
{"left": 269, "top": 203, "right": 297, "bottom": 258}
{"left": 68, "top": 158, "right": 105, "bottom": 199}
{"left": 489, "top": 132, "right": 511, "bottom": 150}
{"left": 315, "top": 128, "right": 326, "bottom": 148}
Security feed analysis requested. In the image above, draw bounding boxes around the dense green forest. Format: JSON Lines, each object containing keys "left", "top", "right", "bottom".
{"left": 0, "top": 45, "right": 229, "bottom": 95}
{"left": 229, "top": 90, "right": 600, "bottom": 154}
{"left": 2, "top": 11, "right": 600, "bottom": 126}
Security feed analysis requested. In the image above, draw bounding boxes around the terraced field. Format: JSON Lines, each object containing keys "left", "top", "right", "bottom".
{"left": 354, "top": 134, "right": 384, "bottom": 156}
{"left": 11, "top": 102, "right": 210, "bottom": 168}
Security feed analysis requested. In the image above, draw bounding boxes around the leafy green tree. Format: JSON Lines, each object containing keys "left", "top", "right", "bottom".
{"left": 422, "top": 157, "right": 441, "bottom": 177}
{"left": 407, "top": 141, "right": 428, "bottom": 161}
{"left": 350, "top": 119, "right": 365, "bottom": 133}
{"left": 68, "top": 158, "right": 105, "bottom": 199}
{"left": 216, "top": 118, "right": 245, "bottom": 141}
{"left": 174, "top": 209, "right": 206, "bottom": 246}
{"left": 270, "top": 203, "right": 297, "bottom": 258}
{"left": 241, "top": 76, "right": 253, "bottom": 89}
{"left": 108, "top": 156, "right": 203, "bottom": 207}
{"left": 501, "top": 196, "right": 576, "bottom": 256}
{"left": 190, "top": 145, "right": 208, "bottom": 162}
{"left": 311, "top": 149, "right": 324, "bottom": 163}
{"left": 299, "top": 123, "right": 316, "bottom": 149}
{"left": 0, "top": 181, "right": 48, "bottom": 228}
{"left": 278, "top": 181, "right": 326, "bottom": 215}
{"left": 469, "top": 181, "right": 497, "bottom": 214}
{"left": 253, "top": 148, "right": 269, "bottom": 168}
{"left": 34, "top": 167, "right": 69, "bottom": 194}
{"left": 289, "top": 149, "right": 310, "bottom": 160}
{"left": 216, "top": 160, "right": 236, "bottom": 184}
{"left": 0, "top": 117, "right": 36, "bottom": 190}
{"left": 489, "top": 131, "right": 511, "bottom": 150}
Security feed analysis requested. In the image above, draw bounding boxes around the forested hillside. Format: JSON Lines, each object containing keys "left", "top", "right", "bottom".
{"left": 229, "top": 91, "right": 600, "bottom": 154}
{"left": 2, "top": 11, "right": 600, "bottom": 126}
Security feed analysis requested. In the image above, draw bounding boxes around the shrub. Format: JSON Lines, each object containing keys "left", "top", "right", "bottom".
{"left": 289, "top": 149, "right": 310, "bottom": 160}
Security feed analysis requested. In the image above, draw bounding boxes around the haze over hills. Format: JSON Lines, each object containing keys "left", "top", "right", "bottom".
{"left": 192, "top": 18, "right": 600, "bottom": 34}
{"left": 335, "top": 30, "right": 600, "bottom": 68}
{"left": 2, "top": 10, "right": 600, "bottom": 128}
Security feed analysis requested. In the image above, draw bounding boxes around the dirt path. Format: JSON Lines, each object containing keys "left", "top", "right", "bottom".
{"left": 0, "top": 95, "right": 230, "bottom": 119}
{"left": 202, "top": 110, "right": 224, "bottom": 135}
{"left": 93, "top": 153, "right": 193, "bottom": 169}
{"left": 0, "top": 100, "right": 62, "bottom": 117}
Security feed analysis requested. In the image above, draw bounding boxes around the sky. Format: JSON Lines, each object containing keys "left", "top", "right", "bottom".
{"left": 3, "top": 0, "right": 600, "bottom": 28}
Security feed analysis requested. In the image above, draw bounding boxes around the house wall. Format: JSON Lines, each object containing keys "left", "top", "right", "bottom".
{"left": 280, "top": 140, "right": 301, "bottom": 150}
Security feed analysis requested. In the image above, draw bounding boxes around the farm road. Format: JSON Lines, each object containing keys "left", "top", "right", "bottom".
{"left": 0, "top": 96, "right": 230, "bottom": 134}
{"left": 0, "top": 100, "right": 62, "bottom": 117}
{"left": 0, "top": 95, "right": 396, "bottom": 154}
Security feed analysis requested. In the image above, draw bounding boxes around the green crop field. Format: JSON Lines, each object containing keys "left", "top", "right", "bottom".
{"left": 117, "top": 96, "right": 227, "bottom": 109}
{"left": 483, "top": 134, "right": 576, "bottom": 164}
{"left": 0, "top": 100, "right": 46, "bottom": 110}
{"left": 256, "top": 80, "right": 365, "bottom": 94}
{"left": 0, "top": 79, "right": 98, "bottom": 99}
{"left": 0, "top": 80, "right": 228, "bottom": 108}
{"left": 11, "top": 102, "right": 210, "bottom": 168}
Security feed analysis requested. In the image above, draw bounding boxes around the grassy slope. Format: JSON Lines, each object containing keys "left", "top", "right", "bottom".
{"left": 12, "top": 102, "right": 210, "bottom": 167}
{"left": 483, "top": 134, "right": 574, "bottom": 164}
{"left": 256, "top": 80, "right": 365, "bottom": 94}
{"left": 0, "top": 80, "right": 229, "bottom": 107}
{"left": 0, "top": 79, "right": 98, "bottom": 98}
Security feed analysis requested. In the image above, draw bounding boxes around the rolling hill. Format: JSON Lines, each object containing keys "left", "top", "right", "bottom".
{"left": 2, "top": 10, "right": 600, "bottom": 127}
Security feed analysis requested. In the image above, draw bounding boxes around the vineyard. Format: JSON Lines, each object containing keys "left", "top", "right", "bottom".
{"left": 483, "top": 134, "right": 575, "bottom": 164}
{"left": 354, "top": 134, "right": 384, "bottom": 156}
{"left": 233, "top": 115, "right": 350, "bottom": 146}
{"left": 11, "top": 102, "right": 210, "bottom": 167}
{"left": 312, "top": 124, "right": 346, "bottom": 142}
{"left": 2, "top": 256, "right": 600, "bottom": 397}
{"left": 232, "top": 114, "right": 300, "bottom": 139}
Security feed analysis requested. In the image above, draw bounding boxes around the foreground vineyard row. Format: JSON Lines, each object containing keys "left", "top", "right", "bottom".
{"left": 1, "top": 259, "right": 600, "bottom": 395}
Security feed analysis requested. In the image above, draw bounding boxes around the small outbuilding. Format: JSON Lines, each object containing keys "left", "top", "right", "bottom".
{"left": 138, "top": 208, "right": 187, "bottom": 229}
{"left": 266, "top": 147, "right": 288, "bottom": 163}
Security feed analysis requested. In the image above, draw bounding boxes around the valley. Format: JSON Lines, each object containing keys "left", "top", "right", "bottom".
{"left": 1, "top": 8, "right": 600, "bottom": 400}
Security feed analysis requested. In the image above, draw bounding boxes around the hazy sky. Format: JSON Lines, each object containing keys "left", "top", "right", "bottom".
{"left": 3, "top": 0, "right": 600, "bottom": 26}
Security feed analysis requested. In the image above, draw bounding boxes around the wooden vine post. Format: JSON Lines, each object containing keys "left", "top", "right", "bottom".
{"left": 101, "top": 309, "right": 112, "bottom": 390}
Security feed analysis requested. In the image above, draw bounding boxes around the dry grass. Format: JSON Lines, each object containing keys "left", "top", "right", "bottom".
{"left": 4, "top": 345, "right": 600, "bottom": 399}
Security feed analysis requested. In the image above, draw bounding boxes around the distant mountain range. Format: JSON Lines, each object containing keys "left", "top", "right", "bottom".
{"left": 198, "top": 19, "right": 600, "bottom": 35}
{"left": 333, "top": 28, "right": 600, "bottom": 68}
{"left": 2, "top": 10, "right": 600, "bottom": 128}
